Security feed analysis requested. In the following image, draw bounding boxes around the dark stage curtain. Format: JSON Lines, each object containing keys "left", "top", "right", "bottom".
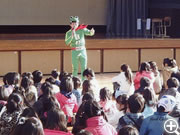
{"left": 106, "top": 0, "right": 148, "bottom": 38}
{"left": 149, "top": 0, "right": 180, "bottom": 9}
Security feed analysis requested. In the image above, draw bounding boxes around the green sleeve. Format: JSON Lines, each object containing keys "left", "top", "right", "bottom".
{"left": 65, "top": 30, "right": 73, "bottom": 45}
{"left": 83, "top": 28, "right": 95, "bottom": 36}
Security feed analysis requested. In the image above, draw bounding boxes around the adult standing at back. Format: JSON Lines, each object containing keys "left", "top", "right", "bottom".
{"left": 65, "top": 16, "right": 95, "bottom": 81}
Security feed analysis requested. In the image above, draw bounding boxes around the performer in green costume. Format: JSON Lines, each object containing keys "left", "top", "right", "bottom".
{"left": 65, "top": 16, "right": 95, "bottom": 80}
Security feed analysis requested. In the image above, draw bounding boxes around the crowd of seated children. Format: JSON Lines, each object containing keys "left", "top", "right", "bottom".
{"left": 0, "top": 58, "right": 180, "bottom": 135}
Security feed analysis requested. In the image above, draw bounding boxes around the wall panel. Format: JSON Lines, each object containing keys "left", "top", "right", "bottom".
{"left": 0, "top": 51, "right": 18, "bottom": 76}
{"left": 141, "top": 49, "right": 174, "bottom": 70}
{"left": 175, "top": 49, "right": 180, "bottom": 68}
{"left": 104, "top": 49, "right": 139, "bottom": 72}
{"left": 21, "top": 51, "right": 61, "bottom": 74}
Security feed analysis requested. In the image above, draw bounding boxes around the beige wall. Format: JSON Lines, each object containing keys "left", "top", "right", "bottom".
{"left": 141, "top": 49, "right": 174, "bottom": 70}
{"left": 63, "top": 50, "right": 72, "bottom": 73}
{"left": 104, "top": 49, "right": 139, "bottom": 72}
{"left": 21, "top": 51, "right": 61, "bottom": 74}
{"left": 0, "top": 48, "right": 178, "bottom": 76}
{"left": 175, "top": 49, "right": 180, "bottom": 68}
{"left": 0, "top": 0, "right": 107, "bottom": 25}
{"left": 0, "top": 51, "right": 18, "bottom": 76}
{"left": 87, "top": 50, "right": 101, "bottom": 72}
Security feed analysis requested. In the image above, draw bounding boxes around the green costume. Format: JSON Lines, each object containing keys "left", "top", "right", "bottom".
{"left": 65, "top": 16, "right": 94, "bottom": 80}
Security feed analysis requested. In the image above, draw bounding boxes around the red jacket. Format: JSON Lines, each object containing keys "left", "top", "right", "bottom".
{"left": 55, "top": 93, "right": 78, "bottom": 122}
{"left": 85, "top": 116, "right": 117, "bottom": 135}
{"left": 44, "top": 129, "right": 72, "bottom": 135}
{"left": 134, "top": 71, "right": 155, "bottom": 90}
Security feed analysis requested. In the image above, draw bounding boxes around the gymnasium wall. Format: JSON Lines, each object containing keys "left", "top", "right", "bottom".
{"left": 0, "top": 0, "right": 107, "bottom": 25}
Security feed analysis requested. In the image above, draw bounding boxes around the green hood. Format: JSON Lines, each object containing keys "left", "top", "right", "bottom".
{"left": 70, "top": 16, "right": 79, "bottom": 23}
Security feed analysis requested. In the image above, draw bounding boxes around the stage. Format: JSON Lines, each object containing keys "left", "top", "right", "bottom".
{"left": 0, "top": 33, "right": 180, "bottom": 76}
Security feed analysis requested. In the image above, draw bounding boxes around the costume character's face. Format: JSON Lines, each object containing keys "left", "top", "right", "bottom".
{"left": 70, "top": 16, "right": 79, "bottom": 29}
{"left": 70, "top": 22, "right": 79, "bottom": 29}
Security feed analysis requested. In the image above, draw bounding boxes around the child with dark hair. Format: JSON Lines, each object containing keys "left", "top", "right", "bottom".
{"left": 21, "top": 76, "right": 38, "bottom": 106}
{"left": 162, "top": 58, "right": 179, "bottom": 89}
{"left": 3, "top": 72, "right": 20, "bottom": 87}
{"left": 45, "top": 77, "right": 60, "bottom": 95}
{"left": 21, "top": 107, "right": 39, "bottom": 118}
{"left": 72, "top": 76, "right": 81, "bottom": 104}
{"left": 83, "top": 68, "right": 95, "bottom": 79}
{"left": 59, "top": 71, "right": 69, "bottom": 82}
{"left": 0, "top": 93, "right": 24, "bottom": 135}
{"left": 79, "top": 80, "right": 94, "bottom": 106}
{"left": 12, "top": 117, "right": 44, "bottom": 135}
{"left": 73, "top": 99, "right": 117, "bottom": 135}
{"left": 117, "top": 93, "right": 145, "bottom": 132}
{"left": 171, "top": 71, "right": 180, "bottom": 92}
{"left": 33, "top": 82, "right": 60, "bottom": 125}
{"left": 55, "top": 77, "right": 78, "bottom": 125}
{"left": 149, "top": 61, "right": 163, "bottom": 94}
{"left": 159, "top": 77, "right": 180, "bottom": 99}
{"left": 82, "top": 92, "right": 94, "bottom": 102}
{"left": 0, "top": 86, "right": 9, "bottom": 105}
{"left": 116, "top": 94, "right": 128, "bottom": 114}
{"left": 135, "top": 77, "right": 151, "bottom": 94}
{"left": 21, "top": 72, "right": 33, "bottom": 78}
{"left": 141, "top": 87, "right": 156, "bottom": 118}
{"left": 81, "top": 80, "right": 93, "bottom": 95}
{"left": 83, "top": 68, "right": 100, "bottom": 101}
{"left": 158, "top": 77, "right": 180, "bottom": 118}
{"left": 51, "top": 69, "right": 61, "bottom": 86}
{"left": 99, "top": 87, "right": 119, "bottom": 127}
{"left": 44, "top": 108, "right": 72, "bottom": 135}
{"left": 32, "top": 70, "right": 43, "bottom": 96}
{"left": 76, "top": 129, "right": 93, "bottom": 135}
{"left": 1, "top": 72, "right": 20, "bottom": 100}
{"left": 112, "top": 64, "right": 135, "bottom": 98}
{"left": 134, "top": 62, "right": 155, "bottom": 90}
{"left": 84, "top": 100, "right": 117, "bottom": 135}
{"left": 140, "top": 95, "right": 177, "bottom": 135}
{"left": 118, "top": 125, "right": 139, "bottom": 135}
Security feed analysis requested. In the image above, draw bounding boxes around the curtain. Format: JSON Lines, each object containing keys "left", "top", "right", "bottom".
{"left": 106, "top": 0, "right": 148, "bottom": 38}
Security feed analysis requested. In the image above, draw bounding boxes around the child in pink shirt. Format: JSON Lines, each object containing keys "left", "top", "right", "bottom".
{"left": 55, "top": 76, "right": 78, "bottom": 124}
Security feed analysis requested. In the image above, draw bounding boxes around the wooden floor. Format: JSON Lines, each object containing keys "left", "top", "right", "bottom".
{"left": 0, "top": 73, "right": 118, "bottom": 92}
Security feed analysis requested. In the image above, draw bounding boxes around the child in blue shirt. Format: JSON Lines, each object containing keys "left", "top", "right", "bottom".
{"left": 72, "top": 76, "right": 81, "bottom": 104}
{"left": 140, "top": 95, "right": 177, "bottom": 135}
